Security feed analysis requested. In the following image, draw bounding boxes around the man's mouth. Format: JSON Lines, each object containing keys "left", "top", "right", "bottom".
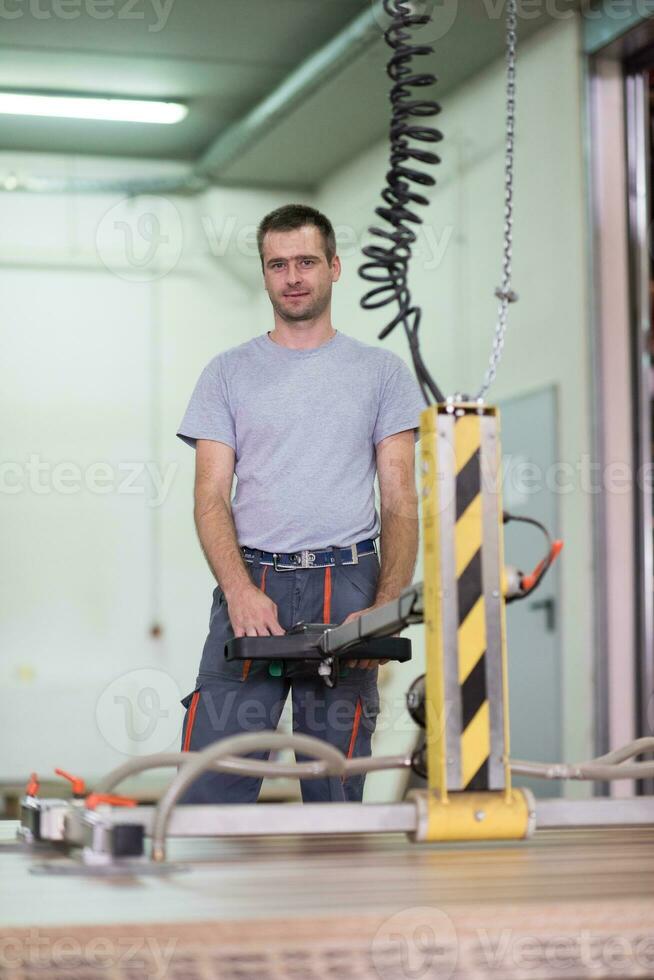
{"left": 284, "top": 292, "right": 309, "bottom": 298}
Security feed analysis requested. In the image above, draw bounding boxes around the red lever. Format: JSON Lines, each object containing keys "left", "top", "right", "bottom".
{"left": 25, "top": 773, "right": 40, "bottom": 797}
{"left": 522, "top": 539, "right": 564, "bottom": 592}
{"left": 55, "top": 768, "right": 86, "bottom": 796}
{"left": 85, "top": 793, "right": 137, "bottom": 811}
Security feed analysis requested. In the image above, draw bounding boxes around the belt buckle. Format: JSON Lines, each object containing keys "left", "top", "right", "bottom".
{"left": 347, "top": 544, "right": 359, "bottom": 565}
{"left": 273, "top": 553, "right": 293, "bottom": 572}
{"left": 300, "top": 550, "right": 316, "bottom": 569}
{"left": 272, "top": 552, "right": 315, "bottom": 571}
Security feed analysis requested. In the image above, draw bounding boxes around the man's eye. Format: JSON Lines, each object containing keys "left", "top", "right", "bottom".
{"left": 301, "top": 260, "right": 314, "bottom": 266}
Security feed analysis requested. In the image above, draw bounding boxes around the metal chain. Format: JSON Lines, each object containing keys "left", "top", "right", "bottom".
{"left": 475, "top": 0, "right": 518, "bottom": 402}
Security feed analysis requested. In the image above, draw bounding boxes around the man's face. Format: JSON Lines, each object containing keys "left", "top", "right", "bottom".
{"left": 261, "top": 225, "right": 340, "bottom": 324}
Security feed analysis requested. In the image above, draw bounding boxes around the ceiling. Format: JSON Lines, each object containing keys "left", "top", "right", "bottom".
{"left": 0, "top": 0, "right": 578, "bottom": 190}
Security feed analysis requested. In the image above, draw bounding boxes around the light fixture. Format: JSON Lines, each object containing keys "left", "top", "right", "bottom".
{"left": 0, "top": 92, "right": 187, "bottom": 125}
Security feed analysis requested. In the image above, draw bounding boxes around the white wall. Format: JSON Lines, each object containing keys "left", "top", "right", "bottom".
{"left": 0, "top": 161, "right": 311, "bottom": 784}
{"left": 316, "top": 15, "right": 593, "bottom": 798}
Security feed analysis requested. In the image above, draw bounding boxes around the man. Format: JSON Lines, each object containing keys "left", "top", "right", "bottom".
{"left": 177, "top": 203, "right": 425, "bottom": 804}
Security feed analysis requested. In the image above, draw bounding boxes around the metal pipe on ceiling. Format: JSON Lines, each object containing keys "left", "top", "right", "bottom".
{"left": 0, "top": 1, "right": 386, "bottom": 195}
{"left": 194, "top": 0, "right": 386, "bottom": 180}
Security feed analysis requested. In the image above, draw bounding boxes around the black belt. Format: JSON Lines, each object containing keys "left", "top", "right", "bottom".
{"left": 241, "top": 538, "right": 376, "bottom": 570}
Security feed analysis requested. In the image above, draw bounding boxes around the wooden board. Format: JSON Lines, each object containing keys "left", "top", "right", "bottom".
{"left": 1, "top": 825, "right": 653, "bottom": 978}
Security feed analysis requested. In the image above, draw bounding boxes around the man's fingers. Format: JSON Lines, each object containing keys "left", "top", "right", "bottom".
{"left": 265, "top": 602, "right": 285, "bottom": 635}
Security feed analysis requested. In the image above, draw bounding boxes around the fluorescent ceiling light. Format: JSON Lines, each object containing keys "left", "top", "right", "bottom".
{"left": 0, "top": 93, "right": 187, "bottom": 125}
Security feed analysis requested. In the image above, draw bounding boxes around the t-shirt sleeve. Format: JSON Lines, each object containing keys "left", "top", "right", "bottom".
{"left": 373, "top": 356, "right": 426, "bottom": 446}
{"left": 176, "top": 356, "right": 236, "bottom": 451}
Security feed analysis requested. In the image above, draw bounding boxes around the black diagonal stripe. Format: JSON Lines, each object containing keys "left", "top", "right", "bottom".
{"left": 455, "top": 448, "right": 481, "bottom": 521}
{"left": 465, "top": 757, "right": 489, "bottom": 792}
{"left": 457, "top": 549, "right": 482, "bottom": 625}
{"left": 461, "top": 657, "right": 487, "bottom": 730}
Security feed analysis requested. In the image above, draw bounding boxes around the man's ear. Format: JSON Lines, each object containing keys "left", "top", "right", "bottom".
{"left": 331, "top": 255, "right": 342, "bottom": 282}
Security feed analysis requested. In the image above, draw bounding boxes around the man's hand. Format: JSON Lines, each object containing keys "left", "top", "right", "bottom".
{"left": 342, "top": 606, "right": 389, "bottom": 669}
{"left": 225, "top": 582, "right": 285, "bottom": 638}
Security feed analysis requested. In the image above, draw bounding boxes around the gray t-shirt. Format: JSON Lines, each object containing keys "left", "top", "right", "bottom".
{"left": 177, "top": 330, "right": 425, "bottom": 553}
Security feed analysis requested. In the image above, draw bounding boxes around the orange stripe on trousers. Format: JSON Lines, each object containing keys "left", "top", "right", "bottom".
{"left": 182, "top": 691, "right": 200, "bottom": 752}
{"left": 346, "top": 698, "right": 363, "bottom": 759}
{"left": 323, "top": 565, "right": 332, "bottom": 623}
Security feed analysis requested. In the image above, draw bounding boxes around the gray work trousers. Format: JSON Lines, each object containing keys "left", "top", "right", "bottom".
{"left": 179, "top": 548, "right": 381, "bottom": 803}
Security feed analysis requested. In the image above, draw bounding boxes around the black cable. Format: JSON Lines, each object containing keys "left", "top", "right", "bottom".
{"left": 503, "top": 510, "right": 555, "bottom": 600}
{"left": 358, "top": 0, "right": 444, "bottom": 404}
{"left": 503, "top": 510, "right": 552, "bottom": 542}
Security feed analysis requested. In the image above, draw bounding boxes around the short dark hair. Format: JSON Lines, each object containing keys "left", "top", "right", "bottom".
{"left": 257, "top": 204, "right": 336, "bottom": 266}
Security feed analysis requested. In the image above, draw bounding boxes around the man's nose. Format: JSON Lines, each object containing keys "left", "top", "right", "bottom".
{"left": 286, "top": 264, "right": 303, "bottom": 284}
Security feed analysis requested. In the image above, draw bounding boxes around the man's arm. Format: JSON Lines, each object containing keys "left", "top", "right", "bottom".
{"left": 343, "top": 429, "right": 419, "bottom": 664}
{"left": 373, "top": 428, "right": 419, "bottom": 604}
{"left": 194, "top": 439, "right": 284, "bottom": 638}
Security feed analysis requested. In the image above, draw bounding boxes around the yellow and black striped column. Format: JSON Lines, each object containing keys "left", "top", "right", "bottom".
{"left": 454, "top": 413, "right": 490, "bottom": 791}
{"left": 421, "top": 402, "right": 511, "bottom": 798}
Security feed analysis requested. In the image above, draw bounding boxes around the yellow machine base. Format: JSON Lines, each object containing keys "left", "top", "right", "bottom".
{"left": 409, "top": 788, "right": 535, "bottom": 842}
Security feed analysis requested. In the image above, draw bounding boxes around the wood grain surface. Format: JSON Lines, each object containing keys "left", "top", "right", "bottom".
{"left": 1, "top": 825, "right": 653, "bottom": 978}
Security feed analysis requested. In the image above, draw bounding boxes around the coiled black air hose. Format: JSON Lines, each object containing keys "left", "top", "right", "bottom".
{"left": 359, "top": 0, "right": 444, "bottom": 404}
